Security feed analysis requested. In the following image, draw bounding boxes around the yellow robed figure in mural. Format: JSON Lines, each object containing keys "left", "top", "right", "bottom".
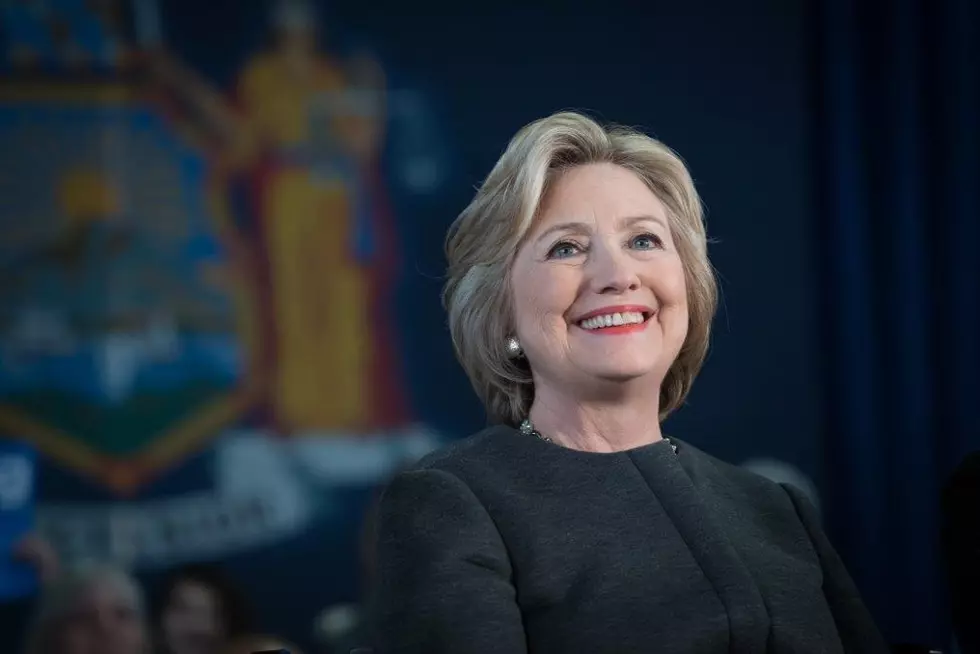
{"left": 147, "top": 0, "right": 390, "bottom": 433}
{"left": 231, "top": 1, "right": 387, "bottom": 432}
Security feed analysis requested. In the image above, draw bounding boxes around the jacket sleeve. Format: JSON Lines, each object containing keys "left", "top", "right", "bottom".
{"left": 372, "top": 467, "right": 528, "bottom": 654}
{"left": 781, "top": 483, "right": 890, "bottom": 654}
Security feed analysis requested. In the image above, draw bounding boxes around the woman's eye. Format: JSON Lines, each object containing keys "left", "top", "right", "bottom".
{"left": 630, "top": 233, "right": 663, "bottom": 250}
{"left": 548, "top": 241, "right": 583, "bottom": 259}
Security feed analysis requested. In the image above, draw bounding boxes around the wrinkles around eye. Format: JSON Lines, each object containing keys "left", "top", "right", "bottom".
{"left": 547, "top": 240, "right": 584, "bottom": 259}
{"left": 545, "top": 233, "right": 666, "bottom": 261}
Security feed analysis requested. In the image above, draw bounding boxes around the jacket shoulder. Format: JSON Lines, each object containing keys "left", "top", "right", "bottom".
{"left": 679, "top": 440, "right": 802, "bottom": 504}
{"left": 408, "top": 424, "right": 519, "bottom": 478}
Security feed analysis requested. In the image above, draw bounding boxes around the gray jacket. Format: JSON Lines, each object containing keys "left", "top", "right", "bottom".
{"left": 373, "top": 425, "right": 889, "bottom": 654}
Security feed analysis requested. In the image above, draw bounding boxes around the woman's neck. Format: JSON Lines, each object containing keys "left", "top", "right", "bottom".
{"left": 527, "top": 383, "right": 664, "bottom": 453}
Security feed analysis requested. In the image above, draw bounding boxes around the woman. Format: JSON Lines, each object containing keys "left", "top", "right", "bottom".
{"left": 151, "top": 564, "right": 254, "bottom": 654}
{"left": 23, "top": 563, "right": 149, "bottom": 654}
{"left": 372, "top": 111, "right": 889, "bottom": 653}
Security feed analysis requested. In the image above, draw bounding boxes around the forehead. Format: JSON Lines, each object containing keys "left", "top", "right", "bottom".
{"left": 535, "top": 163, "right": 666, "bottom": 228}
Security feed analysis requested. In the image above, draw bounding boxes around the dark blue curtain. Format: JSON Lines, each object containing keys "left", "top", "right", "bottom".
{"left": 815, "top": 0, "right": 979, "bottom": 647}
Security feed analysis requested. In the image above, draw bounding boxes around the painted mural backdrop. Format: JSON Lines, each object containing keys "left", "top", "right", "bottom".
{"left": 0, "top": 0, "right": 447, "bottom": 572}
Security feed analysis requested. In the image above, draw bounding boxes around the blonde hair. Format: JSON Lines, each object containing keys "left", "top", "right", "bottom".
{"left": 24, "top": 563, "right": 148, "bottom": 654}
{"left": 444, "top": 111, "right": 717, "bottom": 425}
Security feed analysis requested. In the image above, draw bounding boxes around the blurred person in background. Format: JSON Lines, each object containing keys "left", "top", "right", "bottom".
{"left": 222, "top": 633, "right": 303, "bottom": 654}
{"left": 151, "top": 563, "right": 255, "bottom": 654}
{"left": 23, "top": 562, "right": 148, "bottom": 654}
{"left": 0, "top": 534, "right": 60, "bottom": 652}
{"left": 372, "top": 111, "right": 889, "bottom": 653}
{"left": 315, "top": 484, "right": 384, "bottom": 654}
{"left": 314, "top": 603, "right": 361, "bottom": 654}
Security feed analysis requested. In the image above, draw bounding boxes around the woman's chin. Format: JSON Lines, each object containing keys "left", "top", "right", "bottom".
{"left": 588, "top": 366, "right": 659, "bottom": 386}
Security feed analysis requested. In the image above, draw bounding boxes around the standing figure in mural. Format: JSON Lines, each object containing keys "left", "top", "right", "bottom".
{"left": 147, "top": 0, "right": 409, "bottom": 435}
{"left": 235, "top": 0, "right": 389, "bottom": 434}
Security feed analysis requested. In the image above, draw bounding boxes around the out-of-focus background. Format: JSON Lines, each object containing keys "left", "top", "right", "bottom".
{"left": 0, "top": 0, "right": 976, "bottom": 652}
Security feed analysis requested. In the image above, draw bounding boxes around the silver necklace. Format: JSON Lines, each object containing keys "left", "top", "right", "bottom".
{"left": 519, "top": 418, "right": 677, "bottom": 454}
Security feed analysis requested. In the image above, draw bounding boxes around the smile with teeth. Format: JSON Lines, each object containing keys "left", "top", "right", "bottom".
{"left": 577, "top": 311, "right": 648, "bottom": 330}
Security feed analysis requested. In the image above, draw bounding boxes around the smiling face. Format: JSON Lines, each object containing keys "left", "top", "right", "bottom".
{"left": 509, "top": 163, "right": 689, "bottom": 399}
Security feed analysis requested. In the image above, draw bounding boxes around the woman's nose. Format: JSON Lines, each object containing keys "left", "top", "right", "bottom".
{"left": 587, "top": 246, "right": 640, "bottom": 294}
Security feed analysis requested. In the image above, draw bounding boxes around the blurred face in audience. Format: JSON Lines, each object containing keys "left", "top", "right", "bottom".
{"left": 161, "top": 580, "right": 224, "bottom": 654}
{"left": 55, "top": 579, "right": 146, "bottom": 654}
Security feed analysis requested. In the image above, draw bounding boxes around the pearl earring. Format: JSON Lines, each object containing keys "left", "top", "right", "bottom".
{"left": 506, "top": 337, "right": 523, "bottom": 358}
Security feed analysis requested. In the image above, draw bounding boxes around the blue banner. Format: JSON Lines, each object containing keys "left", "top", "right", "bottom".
{"left": 0, "top": 440, "right": 36, "bottom": 601}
